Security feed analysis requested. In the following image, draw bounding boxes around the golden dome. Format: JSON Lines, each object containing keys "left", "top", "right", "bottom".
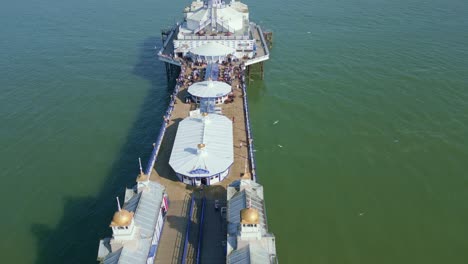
{"left": 240, "top": 207, "right": 259, "bottom": 224}
{"left": 110, "top": 209, "right": 134, "bottom": 227}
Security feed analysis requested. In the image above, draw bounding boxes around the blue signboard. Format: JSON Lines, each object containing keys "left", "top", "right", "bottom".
{"left": 189, "top": 168, "right": 210, "bottom": 174}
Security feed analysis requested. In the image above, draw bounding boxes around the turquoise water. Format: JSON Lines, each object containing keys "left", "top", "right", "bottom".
{"left": 1, "top": 0, "right": 467, "bottom": 263}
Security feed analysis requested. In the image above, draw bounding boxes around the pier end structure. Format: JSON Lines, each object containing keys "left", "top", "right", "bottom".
{"left": 157, "top": 0, "right": 270, "bottom": 78}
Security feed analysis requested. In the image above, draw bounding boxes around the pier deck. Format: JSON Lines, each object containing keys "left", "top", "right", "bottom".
{"left": 150, "top": 64, "right": 251, "bottom": 263}
{"left": 250, "top": 23, "right": 266, "bottom": 57}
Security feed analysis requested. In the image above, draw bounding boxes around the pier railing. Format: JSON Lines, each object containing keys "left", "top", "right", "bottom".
{"left": 146, "top": 212, "right": 166, "bottom": 264}
{"left": 244, "top": 55, "right": 269, "bottom": 66}
{"left": 196, "top": 197, "right": 206, "bottom": 264}
{"left": 244, "top": 24, "right": 270, "bottom": 66}
{"left": 178, "top": 35, "right": 249, "bottom": 40}
{"left": 181, "top": 195, "right": 196, "bottom": 264}
{"left": 240, "top": 69, "right": 258, "bottom": 182}
{"left": 158, "top": 24, "right": 182, "bottom": 66}
{"left": 255, "top": 23, "right": 270, "bottom": 57}
{"left": 161, "top": 23, "right": 178, "bottom": 53}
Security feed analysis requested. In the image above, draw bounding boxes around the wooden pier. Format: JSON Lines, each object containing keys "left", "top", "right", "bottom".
{"left": 148, "top": 63, "right": 252, "bottom": 264}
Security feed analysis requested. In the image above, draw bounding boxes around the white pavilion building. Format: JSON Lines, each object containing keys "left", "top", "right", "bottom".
{"left": 174, "top": 0, "right": 256, "bottom": 61}
{"left": 188, "top": 79, "right": 232, "bottom": 104}
{"left": 169, "top": 112, "right": 234, "bottom": 186}
{"left": 226, "top": 179, "right": 277, "bottom": 263}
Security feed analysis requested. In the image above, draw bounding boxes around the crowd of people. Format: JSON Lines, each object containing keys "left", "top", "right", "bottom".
{"left": 219, "top": 65, "right": 234, "bottom": 84}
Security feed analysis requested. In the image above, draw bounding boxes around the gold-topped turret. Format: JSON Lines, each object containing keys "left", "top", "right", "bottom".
{"left": 137, "top": 172, "right": 150, "bottom": 182}
{"left": 136, "top": 157, "right": 150, "bottom": 182}
{"left": 240, "top": 207, "right": 259, "bottom": 224}
{"left": 110, "top": 209, "right": 134, "bottom": 227}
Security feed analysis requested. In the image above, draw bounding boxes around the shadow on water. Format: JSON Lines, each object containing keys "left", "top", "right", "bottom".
{"left": 31, "top": 36, "right": 176, "bottom": 263}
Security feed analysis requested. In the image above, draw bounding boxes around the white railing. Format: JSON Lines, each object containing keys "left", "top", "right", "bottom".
{"left": 193, "top": 19, "right": 211, "bottom": 34}
{"left": 244, "top": 55, "right": 269, "bottom": 66}
{"left": 256, "top": 24, "right": 270, "bottom": 56}
{"left": 178, "top": 35, "right": 249, "bottom": 40}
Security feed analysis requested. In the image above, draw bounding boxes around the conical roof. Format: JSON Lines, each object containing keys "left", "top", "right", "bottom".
{"left": 188, "top": 80, "right": 231, "bottom": 98}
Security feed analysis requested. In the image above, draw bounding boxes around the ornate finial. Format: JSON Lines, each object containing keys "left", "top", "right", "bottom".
{"left": 197, "top": 143, "right": 206, "bottom": 149}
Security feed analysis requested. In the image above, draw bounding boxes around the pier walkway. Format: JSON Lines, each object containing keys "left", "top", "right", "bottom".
{"left": 148, "top": 62, "right": 253, "bottom": 263}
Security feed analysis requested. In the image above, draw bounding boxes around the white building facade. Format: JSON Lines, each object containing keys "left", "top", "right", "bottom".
{"left": 174, "top": 0, "right": 256, "bottom": 61}
{"left": 169, "top": 112, "right": 234, "bottom": 186}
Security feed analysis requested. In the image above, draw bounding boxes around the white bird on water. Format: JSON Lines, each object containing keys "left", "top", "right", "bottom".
{"left": 273, "top": 120, "right": 279, "bottom": 125}
{"left": 277, "top": 144, "right": 283, "bottom": 148}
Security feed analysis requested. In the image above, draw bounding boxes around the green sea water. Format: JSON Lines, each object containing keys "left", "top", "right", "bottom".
{"left": 1, "top": 0, "right": 468, "bottom": 263}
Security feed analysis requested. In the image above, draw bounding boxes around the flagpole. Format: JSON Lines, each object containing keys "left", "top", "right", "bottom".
{"left": 116, "top": 197, "right": 121, "bottom": 211}
{"left": 138, "top": 157, "right": 143, "bottom": 175}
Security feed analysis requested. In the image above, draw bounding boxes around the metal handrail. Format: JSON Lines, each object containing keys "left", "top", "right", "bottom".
{"left": 196, "top": 197, "right": 206, "bottom": 264}
{"left": 181, "top": 196, "right": 195, "bottom": 264}
{"left": 240, "top": 69, "right": 258, "bottom": 182}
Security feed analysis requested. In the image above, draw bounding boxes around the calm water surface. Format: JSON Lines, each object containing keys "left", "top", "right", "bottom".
{"left": 1, "top": 0, "right": 467, "bottom": 263}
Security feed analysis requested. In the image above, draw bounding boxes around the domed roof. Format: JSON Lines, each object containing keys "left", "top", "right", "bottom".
{"left": 187, "top": 80, "right": 231, "bottom": 98}
{"left": 240, "top": 207, "right": 259, "bottom": 224}
{"left": 110, "top": 209, "right": 134, "bottom": 227}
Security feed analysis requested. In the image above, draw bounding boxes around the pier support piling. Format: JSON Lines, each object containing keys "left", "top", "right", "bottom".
{"left": 260, "top": 61, "right": 264, "bottom": 80}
